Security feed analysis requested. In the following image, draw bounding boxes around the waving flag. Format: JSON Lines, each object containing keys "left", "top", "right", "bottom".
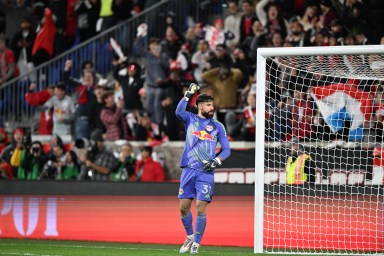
{"left": 310, "top": 80, "right": 372, "bottom": 141}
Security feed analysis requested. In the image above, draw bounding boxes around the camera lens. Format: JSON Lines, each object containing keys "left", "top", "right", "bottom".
{"left": 32, "top": 147, "right": 40, "bottom": 153}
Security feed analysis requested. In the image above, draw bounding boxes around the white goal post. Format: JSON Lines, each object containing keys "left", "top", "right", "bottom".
{"left": 255, "top": 45, "right": 384, "bottom": 255}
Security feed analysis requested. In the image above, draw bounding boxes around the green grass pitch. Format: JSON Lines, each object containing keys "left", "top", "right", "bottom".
{"left": 0, "top": 238, "right": 259, "bottom": 256}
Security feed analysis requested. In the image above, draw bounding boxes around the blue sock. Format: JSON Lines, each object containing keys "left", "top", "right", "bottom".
{"left": 194, "top": 214, "right": 206, "bottom": 244}
{"left": 181, "top": 211, "right": 194, "bottom": 236}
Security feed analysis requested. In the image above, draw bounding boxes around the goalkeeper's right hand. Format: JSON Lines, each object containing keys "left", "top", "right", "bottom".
{"left": 184, "top": 83, "right": 200, "bottom": 99}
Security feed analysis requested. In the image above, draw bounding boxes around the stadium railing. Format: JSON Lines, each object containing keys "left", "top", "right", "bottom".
{"left": 0, "top": 0, "right": 220, "bottom": 133}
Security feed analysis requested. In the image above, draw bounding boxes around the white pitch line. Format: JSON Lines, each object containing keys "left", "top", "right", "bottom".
{"left": 1, "top": 253, "right": 62, "bottom": 256}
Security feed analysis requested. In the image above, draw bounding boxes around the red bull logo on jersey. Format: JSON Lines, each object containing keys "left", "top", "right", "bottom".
{"left": 192, "top": 130, "right": 213, "bottom": 141}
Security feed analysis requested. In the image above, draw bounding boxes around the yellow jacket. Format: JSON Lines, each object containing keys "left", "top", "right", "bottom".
{"left": 286, "top": 154, "right": 312, "bottom": 184}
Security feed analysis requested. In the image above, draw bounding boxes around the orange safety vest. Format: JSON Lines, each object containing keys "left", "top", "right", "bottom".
{"left": 286, "top": 154, "right": 311, "bottom": 184}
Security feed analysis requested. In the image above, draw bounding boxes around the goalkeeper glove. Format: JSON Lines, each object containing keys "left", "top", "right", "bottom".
{"left": 202, "top": 157, "right": 222, "bottom": 171}
{"left": 184, "top": 83, "right": 200, "bottom": 99}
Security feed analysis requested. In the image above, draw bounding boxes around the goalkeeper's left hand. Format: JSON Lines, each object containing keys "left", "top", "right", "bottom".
{"left": 202, "top": 157, "right": 222, "bottom": 171}
{"left": 184, "top": 83, "right": 200, "bottom": 99}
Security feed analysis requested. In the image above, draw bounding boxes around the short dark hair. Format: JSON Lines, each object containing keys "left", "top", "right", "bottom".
{"left": 102, "top": 91, "right": 114, "bottom": 102}
{"left": 141, "top": 145, "right": 152, "bottom": 155}
{"left": 196, "top": 93, "right": 214, "bottom": 106}
{"left": 149, "top": 37, "right": 160, "bottom": 45}
{"left": 242, "top": 0, "right": 253, "bottom": 6}
{"left": 54, "top": 82, "right": 66, "bottom": 91}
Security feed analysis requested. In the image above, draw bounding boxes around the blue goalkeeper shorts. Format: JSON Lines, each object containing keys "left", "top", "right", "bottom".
{"left": 178, "top": 167, "right": 214, "bottom": 202}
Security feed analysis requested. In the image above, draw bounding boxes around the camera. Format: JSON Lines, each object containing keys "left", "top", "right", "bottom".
{"left": 31, "top": 146, "right": 41, "bottom": 154}
{"left": 75, "top": 138, "right": 95, "bottom": 149}
{"left": 75, "top": 138, "right": 97, "bottom": 160}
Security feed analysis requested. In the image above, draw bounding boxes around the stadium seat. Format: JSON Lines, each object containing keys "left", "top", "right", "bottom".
{"left": 264, "top": 169, "right": 280, "bottom": 184}
{"left": 214, "top": 171, "right": 228, "bottom": 183}
{"left": 371, "top": 167, "right": 384, "bottom": 185}
{"left": 245, "top": 169, "right": 255, "bottom": 184}
{"left": 347, "top": 170, "right": 366, "bottom": 185}
{"left": 329, "top": 170, "right": 347, "bottom": 185}
{"left": 228, "top": 171, "right": 245, "bottom": 184}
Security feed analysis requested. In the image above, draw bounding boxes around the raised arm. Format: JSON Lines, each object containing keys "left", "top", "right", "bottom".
{"left": 175, "top": 83, "right": 200, "bottom": 122}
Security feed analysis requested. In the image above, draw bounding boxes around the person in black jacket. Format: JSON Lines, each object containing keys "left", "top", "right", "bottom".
{"left": 113, "top": 61, "right": 143, "bottom": 113}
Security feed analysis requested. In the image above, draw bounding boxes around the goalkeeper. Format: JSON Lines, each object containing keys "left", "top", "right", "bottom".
{"left": 175, "top": 83, "right": 230, "bottom": 254}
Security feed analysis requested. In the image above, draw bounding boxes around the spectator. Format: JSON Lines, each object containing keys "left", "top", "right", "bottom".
{"left": 0, "top": 34, "right": 19, "bottom": 85}
{"left": 0, "top": 128, "right": 26, "bottom": 177}
{"left": 202, "top": 65, "right": 242, "bottom": 110}
{"left": 31, "top": 8, "right": 57, "bottom": 67}
{"left": 191, "top": 40, "right": 212, "bottom": 84}
{"left": 0, "top": 162, "right": 13, "bottom": 180}
{"left": 25, "top": 83, "right": 54, "bottom": 135}
{"left": 206, "top": 43, "right": 233, "bottom": 70}
{"left": 242, "top": 20, "right": 268, "bottom": 61}
{"left": 19, "top": 140, "right": 47, "bottom": 180}
{"left": 297, "top": 5, "right": 319, "bottom": 32}
{"left": 0, "top": 128, "right": 10, "bottom": 155}
{"left": 113, "top": 61, "right": 143, "bottom": 112}
{"left": 75, "top": 0, "right": 100, "bottom": 42}
{"left": 286, "top": 88, "right": 314, "bottom": 141}
{"left": 41, "top": 143, "right": 66, "bottom": 180}
{"left": 0, "top": 0, "right": 36, "bottom": 44}
{"left": 256, "top": 0, "right": 288, "bottom": 38}
{"left": 270, "top": 31, "right": 284, "bottom": 47}
{"left": 112, "top": 143, "right": 136, "bottom": 181}
{"left": 241, "top": 90, "right": 256, "bottom": 141}
{"left": 58, "top": 150, "right": 80, "bottom": 180}
{"left": 100, "top": 91, "right": 130, "bottom": 141}
{"left": 10, "top": 17, "right": 36, "bottom": 80}
{"left": 328, "top": 19, "right": 347, "bottom": 42}
{"left": 78, "top": 129, "right": 119, "bottom": 181}
{"left": 158, "top": 71, "right": 185, "bottom": 141}
{"left": 232, "top": 45, "right": 254, "bottom": 88}
{"left": 286, "top": 139, "right": 317, "bottom": 184}
{"left": 88, "top": 82, "right": 107, "bottom": 133}
{"left": 64, "top": 59, "right": 98, "bottom": 139}
{"left": 97, "top": 0, "right": 116, "bottom": 31}
{"left": 239, "top": 0, "right": 257, "bottom": 43}
{"left": 133, "top": 111, "right": 162, "bottom": 142}
{"left": 133, "top": 36, "right": 169, "bottom": 127}
{"left": 286, "top": 17, "right": 313, "bottom": 47}
{"left": 41, "top": 83, "right": 76, "bottom": 137}
{"left": 184, "top": 27, "right": 199, "bottom": 54}
{"left": 135, "top": 145, "right": 165, "bottom": 182}
{"left": 161, "top": 25, "right": 183, "bottom": 60}
{"left": 319, "top": 0, "right": 339, "bottom": 31}
{"left": 224, "top": 0, "right": 242, "bottom": 49}
{"left": 204, "top": 18, "right": 234, "bottom": 50}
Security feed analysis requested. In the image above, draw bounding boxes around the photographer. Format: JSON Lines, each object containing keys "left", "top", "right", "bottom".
{"left": 41, "top": 144, "right": 66, "bottom": 180}
{"left": 78, "top": 129, "right": 119, "bottom": 181}
{"left": 1, "top": 128, "right": 26, "bottom": 178}
{"left": 112, "top": 143, "right": 136, "bottom": 182}
{"left": 20, "top": 141, "right": 48, "bottom": 180}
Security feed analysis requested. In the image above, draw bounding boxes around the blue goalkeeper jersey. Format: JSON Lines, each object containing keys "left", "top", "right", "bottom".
{"left": 176, "top": 98, "right": 231, "bottom": 170}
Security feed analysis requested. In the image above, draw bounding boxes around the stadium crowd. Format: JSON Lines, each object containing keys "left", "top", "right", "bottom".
{"left": 1, "top": 0, "right": 384, "bottom": 180}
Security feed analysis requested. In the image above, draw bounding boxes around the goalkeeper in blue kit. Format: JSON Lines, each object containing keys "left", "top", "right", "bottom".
{"left": 175, "top": 83, "right": 231, "bottom": 254}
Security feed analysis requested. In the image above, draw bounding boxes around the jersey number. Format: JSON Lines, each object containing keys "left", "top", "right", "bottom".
{"left": 202, "top": 184, "right": 211, "bottom": 194}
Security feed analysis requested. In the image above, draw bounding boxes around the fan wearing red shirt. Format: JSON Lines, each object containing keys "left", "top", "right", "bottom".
{"left": 286, "top": 89, "right": 313, "bottom": 141}
{"left": 0, "top": 35, "right": 19, "bottom": 85}
{"left": 25, "top": 83, "right": 54, "bottom": 135}
{"left": 134, "top": 146, "right": 165, "bottom": 182}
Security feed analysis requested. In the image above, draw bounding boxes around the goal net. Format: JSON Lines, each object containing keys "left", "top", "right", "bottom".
{"left": 254, "top": 46, "right": 384, "bottom": 255}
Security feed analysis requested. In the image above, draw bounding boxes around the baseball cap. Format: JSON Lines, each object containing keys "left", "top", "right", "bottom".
{"left": 90, "top": 129, "right": 104, "bottom": 142}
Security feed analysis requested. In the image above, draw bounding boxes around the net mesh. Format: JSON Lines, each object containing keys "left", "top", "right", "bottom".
{"left": 262, "top": 52, "right": 384, "bottom": 255}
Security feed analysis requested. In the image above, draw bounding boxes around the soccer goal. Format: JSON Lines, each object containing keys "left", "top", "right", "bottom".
{"left": 255, "top": 45, "right": 384, "bottom": 255}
